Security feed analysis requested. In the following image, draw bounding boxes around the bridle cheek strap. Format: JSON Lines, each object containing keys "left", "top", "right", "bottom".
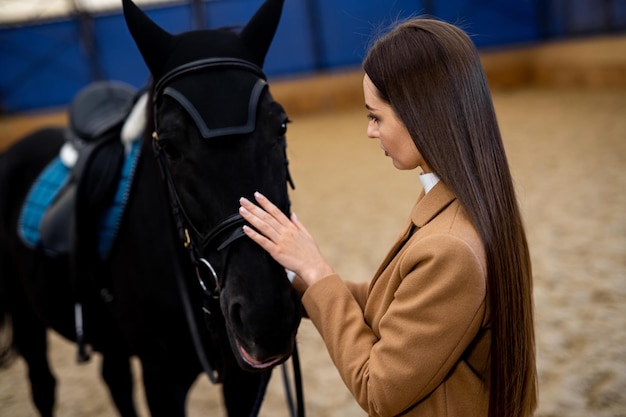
{"left": 153, "top": 138, "right": 247, "bottom": 294}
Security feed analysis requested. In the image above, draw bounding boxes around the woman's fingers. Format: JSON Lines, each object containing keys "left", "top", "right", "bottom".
{"left": 239, "top": 192, "right": 293, "bottom": 232}
{"left": 239, "top": 197, "right": 275, "bottom": 233}
{"left": 239, "top": 193, "right": 291, "bottom": 243}
{"left": 252, "top": 192, "right": 292, "bottom": 226}
{"left": 241, "top": 224, "right": 274, "bottom": 252}
{"left": 239, "top": 192, "right": 334, "bottom": 287}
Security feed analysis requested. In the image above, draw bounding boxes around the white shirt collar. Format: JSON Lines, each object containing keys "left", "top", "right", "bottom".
{"left": 420, "top": 172, "right": 440, "bottom": 194}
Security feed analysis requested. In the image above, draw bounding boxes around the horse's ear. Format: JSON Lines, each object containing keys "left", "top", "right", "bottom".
{"left": 240, "top": 0, "right": 284, "bottom": 67}
{"left": 122, "top": 0, "right": 174, "bottom": 77}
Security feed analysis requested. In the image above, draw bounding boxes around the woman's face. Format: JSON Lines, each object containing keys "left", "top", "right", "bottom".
{"left": 363, "top": 74, "right": 428, "bottom": 171}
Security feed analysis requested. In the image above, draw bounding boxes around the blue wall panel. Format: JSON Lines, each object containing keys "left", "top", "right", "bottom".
{"left": 545, "top": 0, "right": 626, "bottom": 37}
{"left": 264, "top": 0, "right": 318, "bottom": 75}
{"left": 313, "top": 0, "right": 422, "bottom": 69}
{"left": 94, "top": 12, "right": 149, "bottom": 87}
{"left": 1, "top": 0, "right": 623, "bottom": 113}
{"left": 429, "top": 0, "right": 539, "bottom": 47}
{"left": 201, "top": 0, "right": 318, "bottom": 76}
{"left": 94, "top": 4, "right": 193, "bottom": 88}
{"left": 0, "top": 21, "right": 91, "bottom": 111}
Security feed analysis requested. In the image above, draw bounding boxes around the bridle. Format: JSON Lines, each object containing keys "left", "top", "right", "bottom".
{"left": 152, "top": 138, "right": 247, "bottom": 300}
{"left": 151, "top": 57, "right": 268, "bottom": 301}
{"left": 150, "top": 58, "right": 303, "bottom": 417}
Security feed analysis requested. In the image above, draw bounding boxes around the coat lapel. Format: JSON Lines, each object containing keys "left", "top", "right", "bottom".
{"left": 410, "top": 181, "right": 456, "bottom": 228}
{"left": 370, "top": 182, "right": 457, "bottom": 285}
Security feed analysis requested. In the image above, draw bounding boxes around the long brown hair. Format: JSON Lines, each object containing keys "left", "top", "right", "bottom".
{"left": 363, "top": 18, "right": 537, "bottom": 417}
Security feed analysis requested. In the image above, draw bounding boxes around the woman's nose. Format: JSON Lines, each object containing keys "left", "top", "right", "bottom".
{"left": 366, "top": 122, "right": 377, "bottom": 139}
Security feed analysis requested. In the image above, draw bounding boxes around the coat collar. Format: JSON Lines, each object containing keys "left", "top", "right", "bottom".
{"left": 411, "top": 181, "right": 456, "bottom": 228}
{"left": 368, "top": 181, "right": 457, "bottom": 286}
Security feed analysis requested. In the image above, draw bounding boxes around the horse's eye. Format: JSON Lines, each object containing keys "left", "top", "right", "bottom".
{"left": 279, "top": 118, "right": 290, "bottom": 136}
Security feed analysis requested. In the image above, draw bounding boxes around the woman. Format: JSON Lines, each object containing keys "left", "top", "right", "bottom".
{"left": 239, "top": 18, "right": 537, "bottom": 417}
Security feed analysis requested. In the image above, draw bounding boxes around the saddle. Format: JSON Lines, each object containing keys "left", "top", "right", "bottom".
{"left": 16, "top": 80, "right": 146, "bottom": 363}
{"left": 40, "top": 81, "right": 137, "bottom": 256}
{"left": 20, "top": 81, "right": 147, "bottom": 258}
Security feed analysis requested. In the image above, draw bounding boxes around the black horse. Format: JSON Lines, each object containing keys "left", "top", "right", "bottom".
{"left": 0, "top": 0, "right": 303, "bottom": 415}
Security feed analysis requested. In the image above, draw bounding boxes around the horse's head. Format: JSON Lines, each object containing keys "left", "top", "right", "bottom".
{"left": 122, "top": 0, "right": 301, "bottom": 372}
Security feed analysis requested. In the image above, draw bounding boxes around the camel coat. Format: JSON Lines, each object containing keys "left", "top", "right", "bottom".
{"left": 302, "top": 182, "right": 490, "bottom": 417}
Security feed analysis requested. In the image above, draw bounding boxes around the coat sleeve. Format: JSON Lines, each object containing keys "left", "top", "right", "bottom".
{"left": 301, "top": 233, "right": 487, "bottom": 417}
{"left": 344, "top": 280, "right": 369, "bottom": 310}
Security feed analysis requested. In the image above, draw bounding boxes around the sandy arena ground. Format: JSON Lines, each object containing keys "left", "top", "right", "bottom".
{"left": 0, "top": 38, "right": 625, "bottom": 416}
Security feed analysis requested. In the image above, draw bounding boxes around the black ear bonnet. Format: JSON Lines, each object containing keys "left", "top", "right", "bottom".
{"left": 122, "top": 0, "right": 284, "bottom": 139}
{"left": 155, "top": 57, "right": 268, "bottom": 139}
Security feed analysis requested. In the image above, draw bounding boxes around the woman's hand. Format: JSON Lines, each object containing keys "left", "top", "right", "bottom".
{"left": 239, "top": 192, "right": 334, "bottom": 290}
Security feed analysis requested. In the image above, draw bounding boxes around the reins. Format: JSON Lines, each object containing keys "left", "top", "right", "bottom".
{"left": 152, "top": 57, "right": 305, "bottom": 417}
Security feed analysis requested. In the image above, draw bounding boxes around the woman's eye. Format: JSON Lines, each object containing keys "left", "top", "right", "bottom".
{"left": 367, "top": 113, "right": 378, "bottom": 122}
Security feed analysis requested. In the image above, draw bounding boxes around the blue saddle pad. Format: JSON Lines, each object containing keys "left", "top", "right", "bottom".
{"left": 18, "top": 158, "right": 70, "bottom": 249}
{"left": 18, "top": 140, "right": 141, "bottom": 259}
